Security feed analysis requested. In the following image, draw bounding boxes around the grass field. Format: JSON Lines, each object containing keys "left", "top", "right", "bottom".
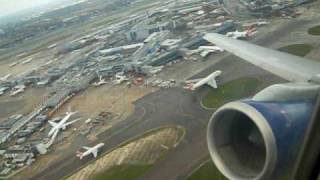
{"left": 93, "top": 164, "right": 152, "bottom": 180}
{"left": 187, "top": 160, "right": 226, "bottom": 180}
{"left": 202, "top": 77, "right": 261, "bottom": 109}
{"left": 308, "top": 25, "right": 320, "bottom": 36}
{"left": 278, "top": 44, "right": 313, "bottom": 57}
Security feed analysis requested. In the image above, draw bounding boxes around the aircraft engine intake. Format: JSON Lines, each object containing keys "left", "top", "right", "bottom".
{"left": 207, "top": 83, "right": 319, "bottom": 180}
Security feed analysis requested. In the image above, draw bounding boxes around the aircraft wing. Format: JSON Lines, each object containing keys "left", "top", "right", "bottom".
{"left": 203, "top": 33, "right": 320, "bottom": 82}
{"left": 185, "top": 78, "right": 202, "bottom": 84}
{"left": 63, "top": 118, "right": 81, "bottom": 127}
{"left": 49, "top": 121, "right": 58, "bottom": 127}
{"left": 82, "top": 146, "right": 91, "bottom": 150}
{"left": 207, "top": 79, "right": 218, "bottom": 88}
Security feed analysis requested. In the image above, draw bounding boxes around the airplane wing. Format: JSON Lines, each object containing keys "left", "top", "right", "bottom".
{"left": 185, "top": 78, "right": 202, "bottom": 84}
{"left": 82, "top": 146, "right": 91, "bottom": 150}
{"left": 63, "top": 118, "right": 81, "bottom": 127}
{"left": 207, "top": 79, "right": 218, "bottom": 88}
{"left": 49, "top": 121, "right": 58, "bottom": 127}
{"left": 91, "top": 149, "right": 98, "bottom": 158}
{"left": 203, "top": 33, "right": 320, "bottom": 82}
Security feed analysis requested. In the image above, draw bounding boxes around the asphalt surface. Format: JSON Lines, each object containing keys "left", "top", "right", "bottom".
{"left": 30, "top": 18, "right": 313, "bottom": 180}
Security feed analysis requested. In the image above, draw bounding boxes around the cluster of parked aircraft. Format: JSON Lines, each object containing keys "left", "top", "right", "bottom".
{"left": 92, "top": 74, "right": 129, "bottom": 87}
{"left": 0, "top": 73, "right": 28, "bottom": 97}
{"left": 45, "top": 109, "right": 104, "bottom": 160}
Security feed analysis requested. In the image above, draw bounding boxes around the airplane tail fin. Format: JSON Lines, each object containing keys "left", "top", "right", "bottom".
{"left": 208, "top": 78, "right": 218, "bottom": 89}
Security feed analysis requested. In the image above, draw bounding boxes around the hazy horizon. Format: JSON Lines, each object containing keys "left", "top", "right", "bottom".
{"left": 0, "top": 0, "right": 61, "bottom": 18}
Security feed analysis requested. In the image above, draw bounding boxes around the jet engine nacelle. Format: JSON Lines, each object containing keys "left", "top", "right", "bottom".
{"left": 207, "top": 83, "right": 319, "bottom": 180}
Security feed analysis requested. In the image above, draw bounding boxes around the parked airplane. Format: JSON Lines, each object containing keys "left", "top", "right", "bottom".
{"left": 148, "top": 66, "right": 164, "bottom": 74}
{"left": 198, "top": 46, "right": 224, "bottom": 57}
{"left": 184, "top": 70, "right": 222, "bottom": 90}
{"left": 48, "top": 111, "right": 79, "bottom": 137}
{"left": 203, "top": 33, "right": 320, "bottom": 180}
{"left": 10, "top": 85, "right": 26, "bottom": 96}
{"left": 245, "top": 20, "right": 269, "bottom": 28}
{"left": 113, "top": 74, "right": 129, "bottom": 85}
{"left": 0, "top": 74, "right": 12, "bottom": 81}
{"left": 92, "top": 76, "right": 107, "bottom": 87}
{"left": 226, "top": 29, "right": 257, "bottom": 39}
{"left": 85, "top": 118, "right": 92, "bottom": 124}
{"left": 198, "top": 46, "right": 224, "bottom": 52}
{"left": 255, "top": 20, "right": 269, "bottom": 26}
{"left": 76, "top": 143, "right": 105, "bottom": 159}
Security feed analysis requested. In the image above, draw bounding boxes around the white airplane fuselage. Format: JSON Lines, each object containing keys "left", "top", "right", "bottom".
{"left": 48, "top": 112, "right": 77, "bottom": 137}
{"left": 191, "top": 70, "right": 222, "bottom": 90}
{"left": 77, "top": 143, "right": 105, "bottom": 159}
{"left": 198, "top": 46, "right": 224, "bottom": 52}
{"left": 114, "top": 75, "right": 128, "bottom": 85}
{"left": 227, "top": 29, "right": 257, "bottom": 39}
{"left": 93, "top": 79, "right": 107, "bottom": 86}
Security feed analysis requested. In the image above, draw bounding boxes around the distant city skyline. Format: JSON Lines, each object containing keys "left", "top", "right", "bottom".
{"left": 0, "top": 0, "right": 57, "bottom": 17}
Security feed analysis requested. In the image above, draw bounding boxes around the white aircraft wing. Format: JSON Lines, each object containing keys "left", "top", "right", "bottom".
{"left": 204, "top": 33, "right": 320, "bottom": 82}
{"left": 185, "top": 78, "right": 202, "bottom": 84}
{"left": 82, "top": 146, "right": 91, "bottom": 150}
{"left": 91, "top": 149, "right": 98, "bottom": 158}
{"left": 49, "top": 121, "right": 58, "bottom": 127}
{"left": 207, "top": 79, "right": 218, "bottom": 88}
{"left": 63, "top": 118, "right": 81, "bottom": 127}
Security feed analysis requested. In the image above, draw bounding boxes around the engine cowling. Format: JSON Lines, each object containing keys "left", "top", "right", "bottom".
{"left": 207, "top": 83, "right": 319, "bottom": 180}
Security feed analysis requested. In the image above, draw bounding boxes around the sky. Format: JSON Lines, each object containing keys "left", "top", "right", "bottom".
{"left": 0, "top": 0, "right": 57, "bottom": 17}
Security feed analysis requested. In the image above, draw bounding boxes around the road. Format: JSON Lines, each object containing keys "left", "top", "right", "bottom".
{"left": 30, "top": 18, "right": 312, "bottom": 180}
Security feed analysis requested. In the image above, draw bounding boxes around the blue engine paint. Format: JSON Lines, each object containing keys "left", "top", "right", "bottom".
{"left": 243, "top": 100, "right": 316, "bottom": 178}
